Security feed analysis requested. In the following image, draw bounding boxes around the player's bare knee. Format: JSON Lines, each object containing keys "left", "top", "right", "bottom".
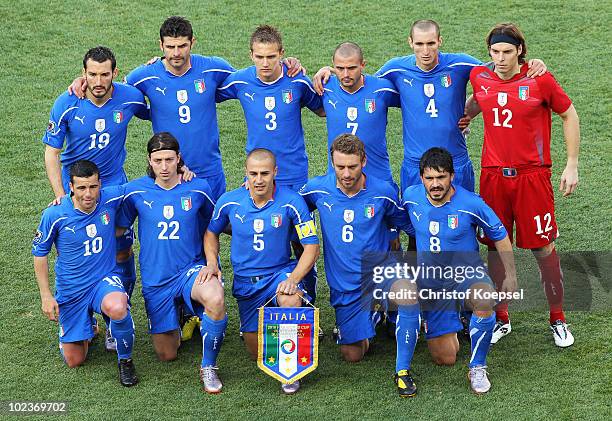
{"left": 102, "top": 298, "right": 128, "bottom": 320}
{"left": 467, "top": 283, "right": 495, "bottom": 312}
{"left": 390, "top": 279, "right": 418, "bottom": 307}
{"left": 533, "top": 242, "right": 555, "bottom": 258}
{"left": 340, "top": 346, "right": 364, "bottom": 363}
{"left": 64, "top": 352, "right": 86, "bottom": 368}
{"left": 277, "top": 293, "right": 301, "bottom": 308}
{"left": 115, "top": 248, "right": 132, "bottom": 263}
{"left": 433, "top": 353, "right": 457, "bottom": 366}
{"left": 156, "top": 349, "right": 178, "bottom": 362}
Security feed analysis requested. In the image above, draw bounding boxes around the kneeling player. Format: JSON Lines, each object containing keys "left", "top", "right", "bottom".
{"left": 116, "top": 133, "right": 227, "bottom": 394}
{"left": 300, "top": 135, "right": 413, "bottom": 364}
{"left": 400, "top": 148, "right": 517, "bottom": 394}
{"left": 201, "top": 149, "right": 319, "bottom": 395}
{"left": 32, "top": 160, "right": 138, "bottom": 386}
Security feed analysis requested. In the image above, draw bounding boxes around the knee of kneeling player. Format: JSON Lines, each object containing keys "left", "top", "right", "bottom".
{"left": 340, "top": 347, "right": 365, "bottom": 363}
{"left": 433, "top": 353, "right": 457, "bottom": 366}
{"left": 115, "top": 248, "right": 133, "bottom": 263}
{"left": 278, "top": 294, "right": 302, "bottom": 308}
{"left": 103, "top": 301, "right": 128, "bottom": 321}
{"left": 156, "top": 349, "right": 178, "bottom": 362}
{"left": 64, "top": 352, "right": 86, "bottom": 368}
{"left": 201, "top": 293, "right": 225, "bottom": 316}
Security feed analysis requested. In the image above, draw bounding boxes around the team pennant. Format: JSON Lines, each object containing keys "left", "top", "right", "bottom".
{"left": 258, "top": 305, "right": 319, "bottom": 384}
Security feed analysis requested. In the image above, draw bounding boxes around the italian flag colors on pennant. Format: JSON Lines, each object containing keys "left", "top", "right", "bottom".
{"left": 257, "top": 305, "right": 319, "bottom": 384}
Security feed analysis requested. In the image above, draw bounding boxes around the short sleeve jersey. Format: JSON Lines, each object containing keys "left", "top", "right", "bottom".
{"left": 376, "top": 53, "right": 481, "bottom": 166}
{"left": 42, "top": 83, "right": 148, "bottom": 184}
{"left": 300, "top": 173, "right": 412, "bottom": 298}
{"left": 117, "top": 177, "right": 215, "bottom": 288}
{"left": 216, "top": 66, "right": 323, "bottom": 185}
{"left": 322, "top": 75, "right": 400, "bottom": 183}
{"left": 32, "top": 186, "right": 125, "bottom": 301}
{"left": 125, "top": 55, "right": 235, "bottom": 178}
{"left": 470, "top": 63, "right": 572, "bottom": 167}
{"left": 207, "top": 185, "right": 319, "bottom": 277}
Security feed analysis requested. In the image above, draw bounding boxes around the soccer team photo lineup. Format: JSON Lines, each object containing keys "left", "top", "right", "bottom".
{"left": 15, "top": 6, "right": 609, "bottom": 413}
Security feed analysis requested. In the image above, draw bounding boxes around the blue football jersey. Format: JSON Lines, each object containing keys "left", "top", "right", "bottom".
{"left": 32, "top": 186, "right": 125, "bottom": 302}
{"left": 216, "top": 65, "right": 323, "bottom": 185}
{"left": 117, "top": 177, "right": 216, "bottom": 288}
{"left": 125, "top": 55, "right": 235, "bottom": 178}
{"left": 42, "top": 83, "right": 148, "bottom": 187}
{"left": 322, "top": 75, "right": 400, "bottom": 183}
{"left": 402, "top": 184, "right": 507, "bottom": 253}
{"left": 207, "top": 185, "right": 319, "bottom": 277}
{"left": 376, "top": 53, "right": 481, "bottom": 166}
{"left": 300, "top": 173, "right": 412, "bottom": 301}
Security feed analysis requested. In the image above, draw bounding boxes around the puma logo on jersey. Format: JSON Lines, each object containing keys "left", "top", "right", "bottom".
{"left": 481, "top": 85, "right": 490, "bottom": 95}
{"left": 412, "top": 211, "right": 421, "bottom": 222}
{"left": 244, "top": 92, "right": 255, "bottom": 102}
{"left": 74, "top": 115, "right": 85, "bottom": 124}
{"left": 234, "top": 213, "right": 246, "bottom": 223}
{"left": 156, "top": 87, "right": 167, "bottom": 95}
{"left": 541, "top": 233, "right": 550, "bottom": 240}
{"left": 322, "top": 202, "right": 333, "bottom": 212}
{"left": 328, "top": 100, "right": 337, "bottom": 109}
{"left": 403, "top": 78, "right": 413, "bottom": 87}
{"left": 64, "top": 226, "right": 76, "bottom": 233}
{"left": 143, "top": 200, "right": 154, "bottom": 209}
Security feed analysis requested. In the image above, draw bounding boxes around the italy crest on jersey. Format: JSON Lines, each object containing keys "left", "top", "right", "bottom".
{"left": 95, "top": 119, "right": 105, "bottom": 133}
{"left": 86, "top": 224, "right": 97, "bottom": 238}
{"left": 265, "top": 96, "right": 276, "bottom": 111}
{"left": 271, "top": 213, "right": 282, "bottom": 228}
{"left": 194, "top": 79, "right": 206, "bottom": 93}
{"left": 282, "top": 90, "right": 293, "bottom": 104}
{"left": 343, "top": 209, "right": 354, "bottom": 223}
{"left": 429, "top": 221, "right": 439, "bottom": 235}
{"left": 163, "top": 205, "right": 174, "bottom": 220}
{"left": 258, "top": 306, "right": 319, "bottom": 384}
{"left": 347, "top": 107, "right": 358, "bottom": 121}
{"left": 254, "top": 218, "right": 264, "bottom": 233}
{"left": 497, "top": 92, "right": 508, "bottom": 107}
{"left": 365, "top": 99, "right": 376, "bottom": 113}
{"left": 181, "top": 197, "right": 192, "bottom": 211}
{"left": 100, "top": 211, "right": 110, "bottom": 225}
{"left": 112, "top": 111, "right": 123, "bottom": 124}
{"left": 364, "top": 204, "right": 375, "bottom": 219}
{"left": 448, "top": 215, "right": 459, "bottom": 229}
{"left": 518, "top": 86, "right": 529, "bottom": 100}
{"left": 424, "top": 83, "right": 435, "bottom": 98}
{"left": 441, "top": 74, "right": 452, "bottom": 88}
{"left": 177, "top": 90, "right": 188, "bottom": 104}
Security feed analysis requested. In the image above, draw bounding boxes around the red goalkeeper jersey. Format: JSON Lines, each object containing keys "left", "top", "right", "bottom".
{"left": 470, "top": 63, "right": 572, "bottom": 168}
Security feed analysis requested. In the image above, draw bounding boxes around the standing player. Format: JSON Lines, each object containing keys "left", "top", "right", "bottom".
{"left": 32, "top": 160, "right": 138, "bottom": 386}
{"left": 217, "top": 25, "right": 324, "bottom": 190}
{"left": 201, "top": 149, "right": 319, "bottom": 395}
{"left": 320, "top": 42, "right": 400, "bottom": 186}
{"left": 467, "top": 23, "right": 580, "bottom": 347}
{"left": 400, "top": 147, "right": 517, "bottom": 395}
{"left": 313, "top": 20, "right": 547, "bottom": 193}
{"left": 216, "top": 25, "right": 324, "bottom": 303}
{"left": 43, "top": 46, "right": 149, "bottom": 350}
{"left": 116, "top": 133, "right": 227, "bottom": 394}
{"left": 299, "top": 134, "right": 413, "bottom": 364}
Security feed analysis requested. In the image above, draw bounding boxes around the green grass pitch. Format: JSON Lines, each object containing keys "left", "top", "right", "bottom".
{"left": 0, "top": 0, "right": 610, "bottom": 419}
